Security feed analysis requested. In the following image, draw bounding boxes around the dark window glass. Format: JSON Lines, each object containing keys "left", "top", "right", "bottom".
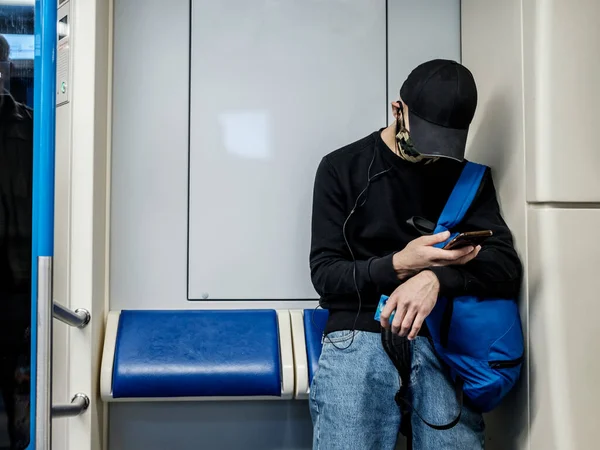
{"left": 0, "top": 2, "right": 34, "bottom": 449}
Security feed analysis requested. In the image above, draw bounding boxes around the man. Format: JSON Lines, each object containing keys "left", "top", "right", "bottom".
{"left": 309, "top": 59, "right": 522, "bottom": 449}
{"left": 0, "top": 33, "right": 33, "bottom": 449}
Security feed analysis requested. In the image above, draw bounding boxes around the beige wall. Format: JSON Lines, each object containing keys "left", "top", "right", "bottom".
{"left": 462, "top": 1, "right": 600, "bottom": 449}
{"left": 462, "top": 1, "right": 529, "bottom": 448}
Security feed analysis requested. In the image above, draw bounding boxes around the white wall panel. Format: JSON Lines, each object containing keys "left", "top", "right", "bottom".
{"left": 50, "top": 0, "right": 111, "bottom": 447}
{"left": 528, "top": 207, "right": 600, "bottom": 449}
{"left": 187, "top": 0, "right": 386, "bottom": 299}
{"left": 110, "top": 0, "right": 190, "bottom": 309}
{"left": 524, "top": 0, "right": 600, "bottom": 202}
{"left": 387, "top": 0, "right": 461, "bottom": 108}
{"left": 111, "top": 0, "right": 463, "bottom": 307}
{"left": 68, "top": 0, "right": 111, "bottom": 447}
{"left": 52, "top": 94, "right": 71, "bottom": 450}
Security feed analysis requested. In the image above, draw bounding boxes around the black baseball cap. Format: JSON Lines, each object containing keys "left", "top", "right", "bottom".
{"left": 400, "top": 59, "right": 477, "bottom": 161}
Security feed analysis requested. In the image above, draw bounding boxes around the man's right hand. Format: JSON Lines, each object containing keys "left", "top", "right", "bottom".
{"left": 392, "top": 231, "right": 480, "bottom": 280}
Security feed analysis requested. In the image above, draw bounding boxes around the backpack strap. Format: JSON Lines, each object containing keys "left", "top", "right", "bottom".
{"left": 383, "top": 162, "right": 488, "bottom": 439}
{"left": 434, "top": 162, "right": 488, "bottom": 248}
{"left": 401, "top": 161, "right": 485, "bottom": 432}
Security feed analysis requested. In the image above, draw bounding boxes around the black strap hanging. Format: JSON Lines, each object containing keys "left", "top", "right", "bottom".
{"left": 381, "top": 328, "right": 464, "bottom": 449}
{"left": 381, "top": 327, "right": 414, "bottom": 448}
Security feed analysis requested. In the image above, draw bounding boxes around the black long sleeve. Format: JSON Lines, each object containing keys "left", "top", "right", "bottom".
{"left": 309, "top": 156, "right": 400, "bottom": 299}
{"left": 309, "top": 131, "right": 523, "bottom": 333}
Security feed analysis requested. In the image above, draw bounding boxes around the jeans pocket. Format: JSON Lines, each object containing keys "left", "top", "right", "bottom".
{"left": 323, "top": 330, "right": 360, "bottom": 344}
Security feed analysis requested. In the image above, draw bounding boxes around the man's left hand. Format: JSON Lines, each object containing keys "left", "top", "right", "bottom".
{"left": 380, "top": 270, "right": 440, "bottom": 340}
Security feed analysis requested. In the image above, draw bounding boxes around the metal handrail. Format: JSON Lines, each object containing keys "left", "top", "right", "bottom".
{"left": 52, "top": 393, "right": 90, "bottom": 418}
{"left": 36, "top": 257, "right": 92, "bottom": 449}
{"left": 36, "top": 257, "right": 53, "bottom": 449}
{"left": 53, "top": 302, "right": 90, "bottom": 328}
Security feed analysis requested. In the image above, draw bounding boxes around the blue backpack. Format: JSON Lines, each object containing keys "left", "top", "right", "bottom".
{"left": 377, "top": 161, "right": 524, "bottom": 415}
{"left": 426, "top": 161, "right": 524, "bottom": 413}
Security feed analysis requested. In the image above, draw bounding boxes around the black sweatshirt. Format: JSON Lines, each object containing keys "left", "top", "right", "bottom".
{"left": 309, "top": 130, "right": 523, "bottom": 335}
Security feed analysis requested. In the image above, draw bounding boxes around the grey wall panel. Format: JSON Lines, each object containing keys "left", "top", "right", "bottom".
{"left": 109, "top": 402, "right": 313, "bottom": 450}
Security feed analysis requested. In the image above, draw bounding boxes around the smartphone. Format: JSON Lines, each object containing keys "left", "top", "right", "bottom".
{"left": 443, "top": 230, "right": 493, "bottom": 250}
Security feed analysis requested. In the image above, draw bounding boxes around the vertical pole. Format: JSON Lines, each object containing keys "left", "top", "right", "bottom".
{"left": 32, "top": 0, "right": 57, "bottom": 447}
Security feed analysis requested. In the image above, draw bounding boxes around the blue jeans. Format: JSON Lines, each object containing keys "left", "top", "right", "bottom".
{"left": 309, "top": 332, "right": 485, "bottom": 449}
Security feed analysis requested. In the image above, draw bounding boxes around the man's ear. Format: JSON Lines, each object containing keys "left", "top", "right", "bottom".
{"left": 391, "top": 101, "right": 401, "bottom": 119}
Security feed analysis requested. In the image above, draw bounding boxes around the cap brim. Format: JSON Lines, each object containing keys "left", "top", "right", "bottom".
{"left": 408, "top": 111, "right": 468, "bottom": 161}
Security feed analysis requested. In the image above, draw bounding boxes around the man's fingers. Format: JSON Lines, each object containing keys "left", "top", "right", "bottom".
{"left": 399, "top": 308, "right": 416, "bottom": 337}
{"left": 427, "top": 245, "right": 475, "bottom": 262}
{"left": 390, "top": 303, "right": 407, "bottom": 334}
{"left": 417, "top": 231, "right": 451, "bottom": 246}
{"left": 408, "top": 313, "right": 426, "bottom": 340}
{"left": 380, "top": 295, "right": 399, "bottom": 329}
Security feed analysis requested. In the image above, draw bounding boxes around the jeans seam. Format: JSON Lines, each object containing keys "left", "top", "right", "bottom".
{"left": 409, "top": 342, "right": 421, "bottom": 388}
{"left": 311, "top": 377, "right": 321, "bottom": 449}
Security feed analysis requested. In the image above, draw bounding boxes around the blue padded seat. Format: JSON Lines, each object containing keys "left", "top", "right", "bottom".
{"left": 303, "top": 309, "right": 328, "bottom": 384}
{"left": 112, "top": 309, "right": 282, "bottom": 398}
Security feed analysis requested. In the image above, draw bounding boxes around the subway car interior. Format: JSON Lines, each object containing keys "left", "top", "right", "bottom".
{"left": 0, "top": 0, "right": 598, "bottom": 449}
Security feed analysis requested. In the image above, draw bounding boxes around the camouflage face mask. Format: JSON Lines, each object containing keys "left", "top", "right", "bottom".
{"left": 395, "top": 111, "right": 438, "bottom": 164}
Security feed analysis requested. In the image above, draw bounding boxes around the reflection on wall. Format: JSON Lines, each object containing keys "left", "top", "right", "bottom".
{"left": 218, "top": 111, "right": 271, "bottom": 160}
